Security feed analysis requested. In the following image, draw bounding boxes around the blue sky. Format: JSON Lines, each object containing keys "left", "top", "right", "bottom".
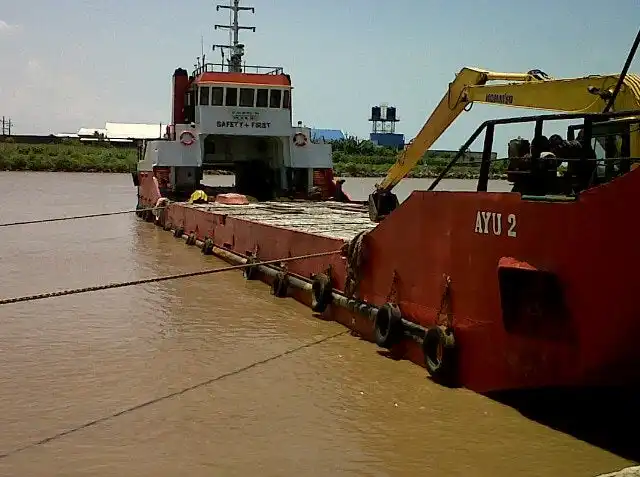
{"left": 0, "top": 0, "right": 638, "bottom": 154}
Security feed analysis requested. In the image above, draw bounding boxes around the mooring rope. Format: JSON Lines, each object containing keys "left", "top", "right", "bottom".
{"left": 0, "top": 206, "right": 164, "bottom": 228}
{"left": 0, "top": 249, "right": 341, "bottom": 305}
{"left": 0, "top": 328, "right": 349, "bottom": 460}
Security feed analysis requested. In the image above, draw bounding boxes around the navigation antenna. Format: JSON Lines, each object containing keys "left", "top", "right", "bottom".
{"left": 212, "top": 0, "right": 256, "bottom": 73}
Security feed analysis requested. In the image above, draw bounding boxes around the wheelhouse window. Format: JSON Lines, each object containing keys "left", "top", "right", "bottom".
{"left": 256, "top": 89, "right": 268, "bottom": 107}
{"left": 269, "top": 89, "right": 282, "bottom": 108}
{"left": 199, "top": 86, "right": 210, "bottom": 106}
{"left": 283, "top": 89, "right": 291, "bottom": 109}
{"left": 239, "top": 88, "right": 255, "bottom": 107}
{"left": 211, "top": 87, "right": 224, "bottom": 106}
{"left": 225, "top": 87, "right": 238, "bottom": 106}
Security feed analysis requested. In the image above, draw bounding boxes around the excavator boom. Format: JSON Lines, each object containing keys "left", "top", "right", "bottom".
{"left": 367, "top": 67, "right": 640, "bottom": 221}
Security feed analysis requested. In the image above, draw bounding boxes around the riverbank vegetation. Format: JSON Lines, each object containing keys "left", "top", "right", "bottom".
{"left": 0, "top": 136, "right": 507, "bottom": 179}
{"left": 0, "top": 140, "right": 136, "bottom": 173}
{"left": 330, "top": 136, "right": 507, "bottom": 179}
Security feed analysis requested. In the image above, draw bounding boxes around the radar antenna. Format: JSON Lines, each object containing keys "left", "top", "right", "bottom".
{"left": 212, "top": 0, "right": 256, "bottom": 72}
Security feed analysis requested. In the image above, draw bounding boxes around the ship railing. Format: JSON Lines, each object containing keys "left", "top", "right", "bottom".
{"left": 192, "top": 63, "right": 284, "bottom": 77}
{"left": 426, "top": 109, "right": 640, "bottom": 194}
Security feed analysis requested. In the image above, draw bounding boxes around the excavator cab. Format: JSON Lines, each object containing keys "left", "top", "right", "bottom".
{"left": 505, "top": 112, "right": 640, "bottom": 196}
{"left": 567, "top": 116, "right": 639, "bottom": 184}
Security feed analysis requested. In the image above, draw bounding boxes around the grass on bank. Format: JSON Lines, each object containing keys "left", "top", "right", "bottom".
{"left": 0, "top": 141, "right": 136, "bottom": 173}
{"left": 0, "top": 136, "right": 508, "bottom": 179}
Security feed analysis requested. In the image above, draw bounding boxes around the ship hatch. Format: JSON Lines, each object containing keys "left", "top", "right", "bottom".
{"left": 498, "top": 259, "right": 572, "bottom": 340}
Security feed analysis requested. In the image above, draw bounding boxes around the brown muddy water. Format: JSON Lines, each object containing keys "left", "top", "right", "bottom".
{"left": 0, "top": 171, "right": 635, "bottom": 476}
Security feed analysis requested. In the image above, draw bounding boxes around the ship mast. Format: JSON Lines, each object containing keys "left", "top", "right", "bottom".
{"left": 213, "top": 0, "right": 256, "bottom": 73}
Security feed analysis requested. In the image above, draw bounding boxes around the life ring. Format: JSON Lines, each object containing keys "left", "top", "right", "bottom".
{"left": 422, "top": 325, "right": 458, "bottom": 387}
{"left": 180, "top": 130, "right": 196, "bottom": 146}
{"left": 293, "top": 132, "right": 308, "bottom": 147}
{"left": 373, "top": 303, "right": 404, "bottom": 349}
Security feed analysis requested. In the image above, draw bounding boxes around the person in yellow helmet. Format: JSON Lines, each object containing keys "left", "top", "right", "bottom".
{"left": 188, "top": 190, "right": 208, "bottom": 204}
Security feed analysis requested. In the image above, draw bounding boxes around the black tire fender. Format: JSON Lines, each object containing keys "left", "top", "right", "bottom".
{"left": 173, "top": 227, "right": 184, "bottom": 238}
{"left": 373, "top": 302, "right": 404, "bottom": 349}
{"left": 202, "top": 238, "right": 214, "bottom": 255}
{"left": 422, "top": 325, "right": 458, "bottom": 386}
{"left": 243, "top": 257, "right": 258, "bottom": 280}
{"left": 311, "top": 273, "right": 333, "bottom": 312}
{"left": 271, "top": 272, "right": 288, "bottom": 298}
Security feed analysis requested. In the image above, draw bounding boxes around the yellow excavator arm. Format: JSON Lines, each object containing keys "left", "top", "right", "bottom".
{"left": 376, "top": 67, "right": 640, "bottom": 192}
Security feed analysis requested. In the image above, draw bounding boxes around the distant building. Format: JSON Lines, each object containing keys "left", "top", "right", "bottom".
{"left": 77, "top": 127, "right": 107, "bottom": 139}
{"left": 368, "top": 103, "right": 404, "bottom": 150}
{"left": 425, "top": 148, "right": 498, "bottom": 163}
{"left": 370, "top": 133, "right": 405, "bottom": 149}
{"left": 57, "top": 122, "right": 168, "bottom": 143}
{"left": 65, "top": 122, "right": 341, "bottom": 144}
{"left": 310, "top": 128, "right": 345, "bottom": 142}
{"left": 103, "top": 122, "right": 167, "bottom": 140}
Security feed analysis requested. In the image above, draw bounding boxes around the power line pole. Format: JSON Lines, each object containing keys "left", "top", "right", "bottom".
{"left": 1, "top": 116, "right": 12, "bottom": 136}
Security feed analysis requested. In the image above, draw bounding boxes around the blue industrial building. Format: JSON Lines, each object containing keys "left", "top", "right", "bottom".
{"left": 311, "top": 128, "right": 345, "bottom": 142}
{"left": 370, "top": 132, "right": 405, "bottom": 149}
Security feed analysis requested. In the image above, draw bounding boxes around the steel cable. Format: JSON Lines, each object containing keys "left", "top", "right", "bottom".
{"left": 0, "top": 329, "right": 349, "bottom": 460}
{"left": 0, "top": 249, "right": 341, "bottom": 305}
{"left": 0, "top": 206, "right": 164, "bottom": 228}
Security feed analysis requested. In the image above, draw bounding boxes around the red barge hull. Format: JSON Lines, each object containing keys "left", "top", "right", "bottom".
{"left": 130, "top": 1, "right": 640, "bottom": 394}
{"left": 136, "top": 163, "right": 640, "bottom": 394}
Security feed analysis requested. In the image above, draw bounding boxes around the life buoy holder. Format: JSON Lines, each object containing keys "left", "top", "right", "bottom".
{"left": 293, "top": 132, "right": 308, "bottom": 147}
{"left": 422, "top": 325, "right": 458, "bottom": 387}
{"left": 180, "top": 130, "right": 196, "bottom": 146}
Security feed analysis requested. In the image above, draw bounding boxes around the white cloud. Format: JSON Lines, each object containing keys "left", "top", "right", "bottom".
{"left": 0, "top": 20, "right": 21, "bottom": 34}
{"left": 1, "top": 58, "right": 109, "bottom": 133}
{"left": 0, "top": 56, "right": 162, "bottom": 134}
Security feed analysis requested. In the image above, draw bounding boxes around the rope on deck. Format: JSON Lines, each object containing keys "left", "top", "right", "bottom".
{"left": 0, "top": 206, "right": 165, "bottom": 228}
{"left": 0, "top": 249, "right": 341, "bottom": 305}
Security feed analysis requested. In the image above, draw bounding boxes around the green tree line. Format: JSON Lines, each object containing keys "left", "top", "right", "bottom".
{"left": 0, "top": 137, "right": 507, "bottom": 179}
